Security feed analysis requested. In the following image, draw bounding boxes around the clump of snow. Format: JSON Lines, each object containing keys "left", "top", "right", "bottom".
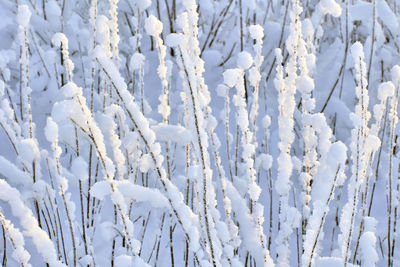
{"left": 223, "top": 69, "right": 241, "bottom": 87}
{"left": 152, "top": 123, "right": 192, "bottom": 144}
{"left": 144, "top": 15, "right": 163, "bottom": 37}
{"left": 237, "top": 51, "right": 253, "bottom": 70}
{"left": 51, "top": 32, "right": 68, "bottom": 48}
{"left": 18, "top": 139, "right": 40, "bottom": 163}
{"left": 248, "top": 25, "right": 264, "bottom": 40}
{"left": 61, "top": 82, "right": 80, "bottom": 98}
{"left": 17, "top": 5, "right": 31, "bottom": 27}
{"left": 45, "top": 117, "right": 59, "bottom": 143}
{"left": 318, "top": 0, "right": 342, "bottom": 17}
{"left": 129, "top": 52, "right": 145, "bottom": 71}
{"left": 296, "top": 76, "right": 315, "bottom": 94}
{"left": 377, "top": 81, "right": 395, "bottom": 101}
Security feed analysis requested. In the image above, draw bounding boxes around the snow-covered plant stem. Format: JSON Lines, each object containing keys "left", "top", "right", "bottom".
{"left": 386, "top": 66, "right": 400, "bottom": 267}
{"left": 302, "top": 116, "right": 347, "bottom": 267}
{"left": 45, "top": 117, "right": 78, "bottom": 266}
{"left": 0, "top": 211, "right": 31, "bottom": 267}
{"left": 352, "top": 81, "right": 394, "bottom": 262}
{"left": 274, "top": 0, "right": 302, "bottom": 261}
{"left": 248, "top": 24, "right": 264, "bottom": 142}
{"left": 108, "top": 0, "right": 120, "bottom": 66}
{"left": 340, "top": 42, "right": 379, "bottom": 266}
{"left": 0, "top": 179, "right": 65, "bottom": 267}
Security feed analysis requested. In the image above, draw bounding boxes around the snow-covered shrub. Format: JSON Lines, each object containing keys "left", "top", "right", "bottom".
{"left": 0, "top": 0, "right": 399, "bottom": 266}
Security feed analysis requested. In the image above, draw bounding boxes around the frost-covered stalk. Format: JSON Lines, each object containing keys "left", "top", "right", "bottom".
{"left": 145, "top": 15, "right": 177, "bottom": 266}
{"left": 0, "top": 179, "right": 65, "bottom": 267}
{"left": 0, "top": 211, "right": 31, "bottom": 267}
{"left": 108, "top": 0, "right": 120, "bottom": 66}
{"left": 223, "top": 57, "right": 272, "bottom": 265}
{"left": 302, "top": 115, "right": 347, "bottom": 267}
{"left": 352, "top": 81, "right": 394, "bottom": 262}
{"left": 95, "top": 49, "right": 206, "bottom": 265}
{"left": 339, "top": 42, "right": 379, "bottom": 266}
{"left": 248, "top": 24, "right": 264, "bottom": 136}
{"left": 386, "top": 66, "right": 400, "bottom": 267}
{"left": 296, "top": 18, "right": 318, "bottom": 241}
{"left": 89, "top": 0, "right": 98, "bottom": 111}
{"left": 16, "top": 5, "right": 45, "bottom": 231}
{"left": 17, "top": 5, "right": 32, "bottom": 133}
{"left": 274, "top": 0, "right": 302, "bottom": 259}
{"left": 44, "top": 117, "right": 78, "bottom": 266}
{"left": 0, "top": 81, "right": 21, "bottom": 155}
{"left": 144, "top": 15, "right": 170, "bottom": 124}
{"left": 52, "top": 33, "right": 74, "bottom": 84}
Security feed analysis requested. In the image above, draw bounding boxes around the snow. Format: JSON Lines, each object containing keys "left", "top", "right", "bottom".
{"left": 129, "top": 52, "right": 145, "bottom": 70}
{"left": 237, "top": 51, "right": 253, "bottom": 70}
{"left": 377, "top": 81, "right": 395, "bottom": 101}
{"left": 134, "top": 0, "right": 152, "bottom": 11}
{"left": 71, "top": 157, "right": 88, "bottom": 181}
{"left": 90, "top": 181, "right": 111, "bottom": 200}
{"left": 223, "top": 69, "right": 241, "bottom": 87}
{"left": 318, "top": 0, "right": 342, "bottom": 17}
{"left": 152, "top": 123, "right": 192, "bottom": 144}
{"left": 144, "top": 15, "right": 163, "bottom": 37}
{"left": 248, "top": 25, "right": 264, "bottom": 40}
{"left": 16, "top": 5, "right": 31, "bottom": 27}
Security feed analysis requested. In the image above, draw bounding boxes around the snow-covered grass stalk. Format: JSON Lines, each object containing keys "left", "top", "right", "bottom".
{"left": 302, "top": 115, "right": 347, "bottom": 267}
{"left": 0, "top": 211, "right": 31, "bottom": 267}
{"left": 274, "top": 0, "right": 303, "bottom": 262}
{"left": 385, "top": 65, "right": 400, "bottom": 267}
{"left": 108, "top": 0, "right": 120, "bottom": 66}
{"left": 352, "top": 80, "right": 394, "bottom": 262}
{"left": 0, "top": 179, "right": 65, "bottom": 267}
{"left": 339, "top": 42, "right": 379, "bottom": 266}
{"left": 296, "top": 18, "right": 318, "bottom": 241}
{"left": 44, "top": 116, "right": 79, "bottom": 266}
{"left": 223, "top": 51, "right": 273, "bottom": 264}
{"left": 248, "top": 24, "right": 264, "bottom": 136}
{"left": 17, "top": 5, "right": 32, "bottom": 132}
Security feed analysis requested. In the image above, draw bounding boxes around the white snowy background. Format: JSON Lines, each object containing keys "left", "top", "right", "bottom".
{"left": 0, "top": 0, "right": 399, "bottom": 266}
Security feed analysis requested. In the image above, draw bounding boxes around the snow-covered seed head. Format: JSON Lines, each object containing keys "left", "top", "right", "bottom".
{"left": 223, "top": 69, "right": 241, "bottom": 88}
{"left": 51, "top": 32, "right": 68, "bottom": 48}
{"left": 237, "top": 51, "right": 253, "bottom": 70}
{"left": 17, "top": 5, "right": 32, "bottom": 27}
{"left": 129, "top": 52, "right": 145, "bottom": 71}
{"left": 144, "top": 15, "right": 163, "bottom": 37}
{"left": 377, "top": 82, "right": 395, "bottom": 101}
{"left": 248, "top": 24, "right": 264, "bottom": 40}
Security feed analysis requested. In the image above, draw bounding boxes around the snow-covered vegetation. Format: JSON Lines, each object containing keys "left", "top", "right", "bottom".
{"left": 0, "top": 0, "right": 399, "bottom": 266}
